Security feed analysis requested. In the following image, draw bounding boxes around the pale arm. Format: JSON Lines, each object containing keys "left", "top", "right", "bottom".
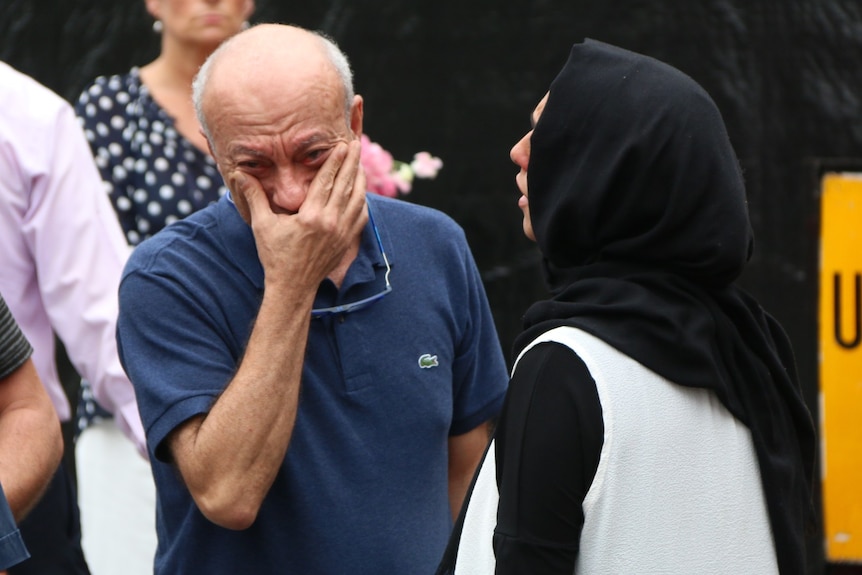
{"left": 166, "top": 142, "right": 368, "bottom": 530}
{"left": 0, "top": 359, "right": 63, "bottom": 521}
{"left": 26, "top": 100, "right": 143, "bottom": 452}
{"left": 448, "top": 420, "right": 494, "bottom": 520}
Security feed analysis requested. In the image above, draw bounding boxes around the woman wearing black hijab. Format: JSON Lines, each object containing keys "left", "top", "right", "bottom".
{"left": 437, "top": 40, "right": 816, "bottom": 575}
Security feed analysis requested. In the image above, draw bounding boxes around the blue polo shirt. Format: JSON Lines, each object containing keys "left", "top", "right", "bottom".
{"left": 117, "top": 192, "right": 508, "bottom": 575}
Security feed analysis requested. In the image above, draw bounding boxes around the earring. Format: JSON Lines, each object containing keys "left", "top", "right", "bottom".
{"left": 241, "top": 20, "right": 250, "bottom": 30}
{"left": 153, "top": 20, "right": 163, "bottom": 33}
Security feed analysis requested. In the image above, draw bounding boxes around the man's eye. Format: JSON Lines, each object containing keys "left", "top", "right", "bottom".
{"left": 239, "top": 161, "right": 261, "bottom": 169}
{"left": 305, "top": 149, "right": 327, "bottom": 163}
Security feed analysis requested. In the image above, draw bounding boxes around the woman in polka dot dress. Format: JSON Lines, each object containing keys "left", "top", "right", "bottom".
{"left": 72, "top": 2, "right": 254, "bottom": 574}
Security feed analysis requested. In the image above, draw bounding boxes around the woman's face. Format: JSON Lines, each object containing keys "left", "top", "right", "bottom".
{"left": 509, "top": 92, "right": 548, "bottom": 242}
{"left": 147, "top": 0, "right": 254, "bottom": 48}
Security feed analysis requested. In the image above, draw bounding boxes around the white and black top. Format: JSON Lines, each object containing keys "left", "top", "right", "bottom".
{"left": 440, "top": 326, "right": 778, "bottom": 574}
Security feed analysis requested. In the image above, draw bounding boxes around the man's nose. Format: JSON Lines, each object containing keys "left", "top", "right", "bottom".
{"left": 271, "top": 168, "right": 307, "bottom": 213}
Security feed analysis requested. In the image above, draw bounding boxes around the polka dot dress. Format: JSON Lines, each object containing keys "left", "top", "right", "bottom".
{"left": 75, "top": 67, "right": 228, "bottom": 247}
{"left": 74, "top": 67, "right": 228, "bottom": 432}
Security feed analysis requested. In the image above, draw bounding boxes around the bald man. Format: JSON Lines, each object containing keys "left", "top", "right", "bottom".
{"left": 116, "top": 24, "right": 508, "bottom": 574}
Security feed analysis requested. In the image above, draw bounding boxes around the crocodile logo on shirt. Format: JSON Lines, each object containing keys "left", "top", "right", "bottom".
{"left": 418, "top": 354, "right": 439, "bottom": 369}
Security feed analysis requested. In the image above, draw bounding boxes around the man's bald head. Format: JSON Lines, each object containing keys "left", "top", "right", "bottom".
{"left": 192, "top": 23, "right": 355, "bottom": 146}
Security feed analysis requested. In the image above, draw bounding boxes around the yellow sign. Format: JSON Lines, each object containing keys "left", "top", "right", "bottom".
{"left": 820, "top": 172, "right": 862, "bottom": 561}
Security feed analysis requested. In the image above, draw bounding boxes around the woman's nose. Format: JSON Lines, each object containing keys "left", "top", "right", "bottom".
{"left": 510, "top": 132, "right": 531, "bottom": 170}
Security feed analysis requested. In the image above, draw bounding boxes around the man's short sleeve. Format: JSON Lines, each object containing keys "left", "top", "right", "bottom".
{"left": 0, "top": 295, "right": 33, "bottom": 380}
{"left": 116, "top": 252, "right": 244, "bottom": 460}
{"left": 448, "top": 239, "right": 509, "bottom": 435}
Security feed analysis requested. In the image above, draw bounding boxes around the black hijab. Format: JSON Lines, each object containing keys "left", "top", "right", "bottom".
{"left": 514, "top": 40, "right": 816, "bottom": 573}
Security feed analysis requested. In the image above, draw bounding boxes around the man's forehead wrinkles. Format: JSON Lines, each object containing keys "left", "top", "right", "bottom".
{"left": 295, "top": 132, "right": 329, "bottom": 149}
{"left": 228, "top": 144, "right": 268, "bottom": 157}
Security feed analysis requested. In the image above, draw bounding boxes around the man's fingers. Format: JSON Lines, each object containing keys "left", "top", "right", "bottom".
{"left": 304, "top": 142, "right": 349, "bottom": 209}
{"left": 333, "top": 139, "right": 361, "bottom": 204}
{"left": 228, "top": 171, "right": 267, "bottom": 224}
{"left": 353, "top": 165, "right": 367, "bottom": 205}
{"left": 345, "top": 161, "right": 368, "bottom": 228}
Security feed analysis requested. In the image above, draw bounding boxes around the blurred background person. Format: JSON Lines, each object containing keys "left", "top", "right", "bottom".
{"left": 0, "top": 293, "right": 64, "bottom": 573}
{"left": 73, "top": 1, "right": 254, "bottom": 574}
{"left": 0, "top": 58, "right": 136, "bottom": 575}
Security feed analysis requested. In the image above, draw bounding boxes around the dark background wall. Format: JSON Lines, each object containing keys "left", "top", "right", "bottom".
{"left": 4, "top": 1, "right": 861, "bottom": 572}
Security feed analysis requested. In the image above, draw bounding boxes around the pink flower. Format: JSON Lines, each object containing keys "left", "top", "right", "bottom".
{"left": 360, "top": 134, "right": 443, "bottom": 197}
{"left": 360, "top": 134, "right": 397, "bottom": 197}
{"left": 410, "top": 152, "right": 443, "bottom": 179}
{"left": 391, "top": 163, "right": 414, "bottom": 194}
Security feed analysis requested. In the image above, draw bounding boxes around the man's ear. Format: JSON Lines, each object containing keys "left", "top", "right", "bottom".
{"left": 203, "top": 130, "right": 223, "bottom": 178}
{"left": 203, "top": 129, "right": 217, "bottom": 158}
{"left": 350, "top": 95, "right": 363, "bottom": 137}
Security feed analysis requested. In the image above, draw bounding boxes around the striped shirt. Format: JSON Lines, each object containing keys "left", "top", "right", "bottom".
{"left": 0, "top": 295, "right": 32, "bottom": 380}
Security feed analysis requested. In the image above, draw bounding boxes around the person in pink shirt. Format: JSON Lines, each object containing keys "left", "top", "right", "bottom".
{"left": 0, "top": 59, "right": 144, "bottom": 574}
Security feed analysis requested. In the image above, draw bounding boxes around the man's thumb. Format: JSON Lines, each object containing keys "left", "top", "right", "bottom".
{"left": 229, "top": 172, "right": 265, "bottom": 221}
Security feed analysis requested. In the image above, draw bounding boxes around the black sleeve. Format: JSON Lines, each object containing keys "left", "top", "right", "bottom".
{"left": 0, "top": 295, "right": 33, "bottom": 380}
{"left": 493, "top": 341, "right": 603, "bottom": 575}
